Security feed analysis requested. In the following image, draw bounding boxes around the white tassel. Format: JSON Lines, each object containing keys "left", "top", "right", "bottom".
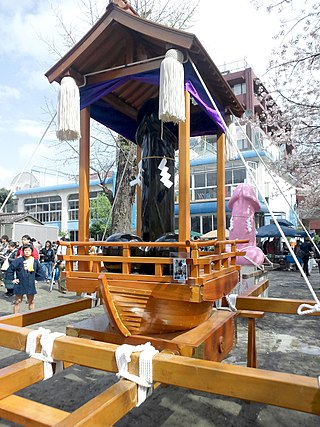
{"left": 159, "top": 49, "right": 185, "bottom": 124}
{"left": 56, "top": 76, "right": 81, "bottom": 141}
{"left": 226, "top": 122, "right": 238, "bottom": 161}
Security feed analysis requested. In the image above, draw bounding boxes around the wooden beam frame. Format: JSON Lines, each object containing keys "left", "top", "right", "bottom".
{"left": 78, "top": 107, "right": 90, "bottom": 243}
{"left": 0, "top": 359, "right": 44, "bottom": 400}
{"left": 136, "top": 144, "right": 142, "bottom": 237}
{"left": 53, "top": 380, "right": 137, "bottom": 427}
{"left": 0, "top": 325, "right": 319, "bottom": 416}
{"left": 178, "top": 91, "right": 191, "bottom": 243}
{"left": 86, "top": 57, "right": 163, "bottom": 85}
{"left": 102, "top": 93, "right": 138, "bottom": 120}
{"left": 237, "top": 296, "right": 320, "bottom": 316}
{"left": 0, "top": 298, "right": 93, "bottom": 327}
{"left": 0, "top": 395, "right": 69, "bottom": 427}
{"left": 216, "top": 131, "right": 226, "bottom": 242}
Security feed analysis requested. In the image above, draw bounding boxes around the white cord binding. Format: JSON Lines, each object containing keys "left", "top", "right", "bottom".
{"left": 225, "top": 294, "right": 238, "bottom": 312}
{"left": 26, "top": 327, "right": 66, "bottom": 380}
{"left": 80, "top": 292, "right": 100, "bottom": 307}
{"left": 115, "top": 342, "right": 159, "bottom": 406}
{"left": 297, "top": 303, "right": 320, "bottom": 316}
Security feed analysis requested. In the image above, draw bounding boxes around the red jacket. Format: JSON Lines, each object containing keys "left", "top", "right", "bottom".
{"left": 16, "top": 246, "right": 39, "bottom": 260}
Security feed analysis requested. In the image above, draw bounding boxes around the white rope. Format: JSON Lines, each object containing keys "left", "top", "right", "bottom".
{"left": 159, "top": 49, "right": 185, "bottom": 123}
{"left": 56, "top": 76, "right": 81, "bottom": 141}
{"left": 226, "top": 122, "right": 238, "bottom": 161}
{"left": 80, "top": 291, "right": 100, "bottom": 307}
{"left": 297, "top": 303, "right": 320, "bottom": 316}
{"left": 188, "top": 57, "right": 320, "bottom": 315}
{"left": 0, "top": 113, "right": 56, "bottom": 213}
{"left": 242, "top": 252, "right": 264, "bottom": 270}
{"left": 225, "top": 294, "right": 238, "bottom": 312}
{"left": 232, "top": 114, "right": 320, "bottom": 256}
{"left": 26, "top": 327, "right": 65, "bottom": 380}
{"left": 115, "top": 342, "right": 159, "bottom": 407}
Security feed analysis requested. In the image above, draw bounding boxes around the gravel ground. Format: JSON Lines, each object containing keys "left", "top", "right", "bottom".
{"left": 0, "top": 268, "right": 319, "bottom": 426}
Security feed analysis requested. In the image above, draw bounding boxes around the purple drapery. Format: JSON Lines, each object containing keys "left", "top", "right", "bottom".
{"left": 184, "top": 81, "right": 225, "bottom": 132}
{"left": 80, "top": 62, "right": 226, "bottom": 142}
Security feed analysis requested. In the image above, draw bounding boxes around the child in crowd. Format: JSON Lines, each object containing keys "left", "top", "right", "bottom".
{"left": 16, "top": 235, "right": 39, "bottom": 260}
{"left": 6, "top": 244, "right": 45, "bottom": 313}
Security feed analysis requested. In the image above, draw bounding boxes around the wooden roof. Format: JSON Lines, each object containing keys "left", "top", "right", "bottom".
{"left": 46, "top": 1, "right": 244, "bottom": 124}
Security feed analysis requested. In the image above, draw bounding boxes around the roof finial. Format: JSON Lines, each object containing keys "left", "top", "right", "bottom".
{"left": 109, "top": 0, "right": 139, "bottom": 16}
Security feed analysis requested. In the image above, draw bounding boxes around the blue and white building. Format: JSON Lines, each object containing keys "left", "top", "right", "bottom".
{"left": 13, "top": 178, "right": 113, "bottom": 241}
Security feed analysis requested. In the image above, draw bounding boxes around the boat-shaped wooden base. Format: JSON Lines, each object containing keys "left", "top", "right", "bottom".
{"left": 99, "top": 274, "right": 214, "bottom": 336}
{"left": 66, "top": 309, "right": 236, "bottom": 361}
{"left": 98, "top": 270, "right": 240, "bottom": 336}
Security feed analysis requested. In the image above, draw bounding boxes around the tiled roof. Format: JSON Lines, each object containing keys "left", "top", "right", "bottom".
{"left": 0, "top": 212, "right": 42, "bottom": 224}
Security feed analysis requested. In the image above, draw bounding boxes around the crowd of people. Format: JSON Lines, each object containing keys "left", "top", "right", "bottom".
{"left": 0, "top": 234, "right": 68, "bottom": 313}
{"left": 260, "top": 236, "right": 319, "bottom": 276}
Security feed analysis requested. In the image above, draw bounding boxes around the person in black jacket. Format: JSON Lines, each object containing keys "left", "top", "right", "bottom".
{"left": 2, "top": 241, "right": 18, "bottom": 296}
{"left": 39, "top": 240, "right": 55, "bottom": 282}
{"left": 299, "top": 238, "right": 313, "bottom": 276}
{"left": 6, "top": 244, "right": 45, "bottom": 313}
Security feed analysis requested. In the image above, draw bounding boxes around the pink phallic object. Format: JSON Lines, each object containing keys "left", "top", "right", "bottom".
{"left": 228, "top": 183, "right": 265, "bottom": 266}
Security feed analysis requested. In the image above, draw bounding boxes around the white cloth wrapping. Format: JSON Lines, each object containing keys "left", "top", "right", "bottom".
{"left": 115, "top": 342, "right": 159, "bottom": 406}
{"left": 26, "top": 327, "right": 66, "bottom": 380}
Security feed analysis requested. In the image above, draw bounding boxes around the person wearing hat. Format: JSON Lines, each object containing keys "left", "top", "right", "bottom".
{"left": 6, "top": 244, "right": 45, "bottom": 313}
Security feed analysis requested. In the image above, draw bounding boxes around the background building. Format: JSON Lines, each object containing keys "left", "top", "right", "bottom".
{"left": 175, "top": 60, "right": 296, "bottom": 235}
{"left": 14, "top": 177, "right": 113, "bottom": 241}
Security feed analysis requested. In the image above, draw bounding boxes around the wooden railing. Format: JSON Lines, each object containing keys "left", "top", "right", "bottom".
{"left": 58, "top": 239, "right": 247, "bottom": 297}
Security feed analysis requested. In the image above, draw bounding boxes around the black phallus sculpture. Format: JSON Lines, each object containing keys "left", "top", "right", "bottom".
{"left": 103, "top": 233, "right": 144, "bottom": 272}
{"left": 136, "top": 98, "right": 178, "bottom": 242}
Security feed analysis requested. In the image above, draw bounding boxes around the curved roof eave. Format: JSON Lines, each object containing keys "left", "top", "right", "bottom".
{"left": 45, "top": 3, "right": 244, "bottom": 118}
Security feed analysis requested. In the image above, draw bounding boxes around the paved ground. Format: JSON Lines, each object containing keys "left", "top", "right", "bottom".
{"left": 0, "top": 268, "right": 319, "bottom": 426}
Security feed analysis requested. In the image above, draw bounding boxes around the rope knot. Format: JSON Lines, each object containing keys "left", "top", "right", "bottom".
{"left": 115, "top": 342, "right": 159, "bottom": 406}
{"left": 297, "top": 303, "right": 320, "bottom": 316}
{"left": 26, "top": 327, "right": 66, "bottom": 380}
{"left": 164, "top": 49, "right": 184, "bottom": 63}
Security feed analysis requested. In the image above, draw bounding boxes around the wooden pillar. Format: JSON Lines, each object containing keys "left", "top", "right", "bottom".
{"left": 178, "top": 91, "right": 191, "bottom": 244}
{"left": 216, "top": 131, "right": 226, "bottom": 241}
{"left": 247, "top": 317, "right": 257, "bottom": 368}
{"left": 78, "top": 107, "right": 90, "bottom": 244}
{"left": 136, "top": 145, "right": 142, "bottom": 237}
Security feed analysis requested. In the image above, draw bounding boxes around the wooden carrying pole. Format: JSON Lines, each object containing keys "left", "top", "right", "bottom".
{"left": 216, "top": 131, "right": 226, "bottom": 241}
{"left": 0, "top": 325, "right": 319, "bottom": 417}
{"left": 136, "top": 144, "right": 142, "bottom": 237}
{"left": 78, "top": 107, "right": 90, "bottom": 243}
{"left": 178, "top": 91, "right": 191, "bottom": 243}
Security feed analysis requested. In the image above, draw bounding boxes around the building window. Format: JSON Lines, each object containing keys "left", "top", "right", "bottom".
{"left": 190, "top": 166, "right": 247, "bottom": 202}
{"left": 24, "top": 195, "right": 62, "bottom": 223}
{"left": 231, "top": 82, "right": 246, "bottom": 95}
{"left": 237, "top": 138, "right": 250, "bottom": 151}
{"left": 68, "top": 191, "right": 103, "bottom": 221}
{"left": 246, "top": 161, "right": 258, "bottom": 186}
{"left": 190, "top": 214, "right": 215, "bottom": 234}
{"left": 68, "top": 194, "right": 79, "bottom": 221}
{"left": 191, "top": 169, "right": 217, "bottom": 201}
{"left": 189, "top": 214, "right": 232, "bottom": 234}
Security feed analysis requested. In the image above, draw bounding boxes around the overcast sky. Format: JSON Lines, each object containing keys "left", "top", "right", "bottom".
{"left": 0, "top": 0, "right": 279, "bottom": 189}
